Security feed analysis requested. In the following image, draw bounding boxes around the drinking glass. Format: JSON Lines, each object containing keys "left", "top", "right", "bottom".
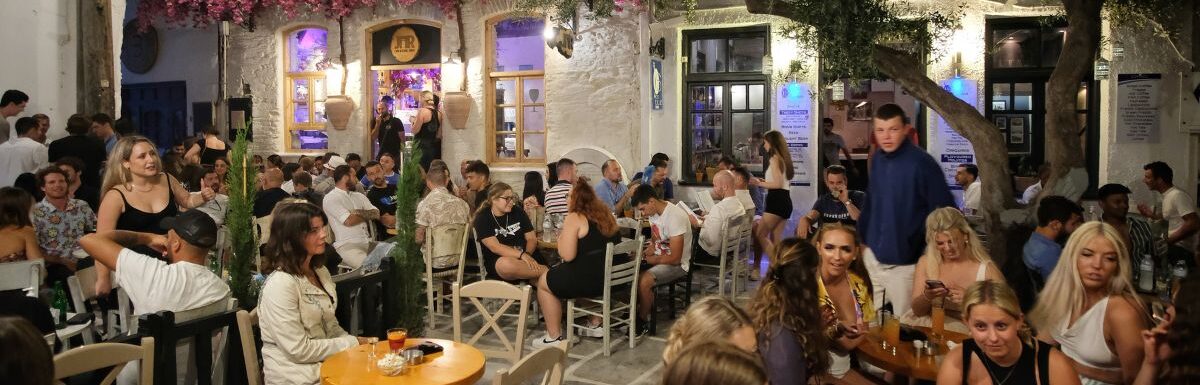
{"left": 366, "top": 337, "right": 380, "bottom": 361}
{"left": 930, "top": 304, "right": 946, "bottom": 343}
{"left": 387, "top": 328, "right": 408, "bottom": 353}
{"left": 882, "top": 311, "right": 900, "bottom": 347}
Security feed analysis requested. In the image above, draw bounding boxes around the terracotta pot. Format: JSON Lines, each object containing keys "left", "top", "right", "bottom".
{"left": 325, "top": 95, "right": 355, "bottom": 130}
{"left": 443, "top": 91, "right": 472, "bottom": 129}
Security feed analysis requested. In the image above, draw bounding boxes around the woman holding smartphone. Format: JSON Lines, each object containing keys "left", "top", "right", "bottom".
{"left": 903, "top": 207, "right": 1003, "bottom": 333}
{"left": 812, "top": 223, "right": 875, "bottom": 383}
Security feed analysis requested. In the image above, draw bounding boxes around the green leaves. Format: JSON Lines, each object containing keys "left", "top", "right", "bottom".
{"left": 389, "top": 145, "right": 427, "bottom": 335}
{"left": 226, "top": 125, "right": 260, "bottom": 309}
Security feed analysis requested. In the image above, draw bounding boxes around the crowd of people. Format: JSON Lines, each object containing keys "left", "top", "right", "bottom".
{"left": 1, "top": 88, "right": 1198, "bottom": 385}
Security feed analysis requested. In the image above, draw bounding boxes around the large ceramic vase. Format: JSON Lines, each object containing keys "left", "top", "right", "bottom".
{"left": 443, "top": 91, "right": 472, "bottom": 129}
{"left": 325, "top": 95, "right": 355, "bottom": 130}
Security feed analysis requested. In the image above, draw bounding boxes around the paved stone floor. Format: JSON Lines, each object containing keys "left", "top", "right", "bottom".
{"left": 422, "top": 260, "right": 767, "bottom": 385}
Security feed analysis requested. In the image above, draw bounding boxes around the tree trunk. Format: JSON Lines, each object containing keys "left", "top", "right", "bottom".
{"left": 871, "top": 45, "right": 1014, "bottom": 262}
{"left": 1043, "top": 0, "right": 1102, "bottom": 193}
{"left": 78, "top": 0, "right": 116, "bottom": 116}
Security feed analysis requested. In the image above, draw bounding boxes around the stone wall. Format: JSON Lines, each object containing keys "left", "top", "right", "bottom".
{"left": 0, "top": 0, "right": 79, "bottom": 141}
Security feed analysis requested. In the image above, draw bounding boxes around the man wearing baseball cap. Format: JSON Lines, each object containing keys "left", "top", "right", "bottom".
{"left": 79, "top": 210, "right": 230, "bottom": 316}
{"left": 80, "top": 210, "right": 230, "bottom": 385}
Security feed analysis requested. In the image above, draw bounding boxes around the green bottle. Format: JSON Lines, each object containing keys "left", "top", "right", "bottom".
{"left": 52, "top": 282, "right": 69, "bottom": 323}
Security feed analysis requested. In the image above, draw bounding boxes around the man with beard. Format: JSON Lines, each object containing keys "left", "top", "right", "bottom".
{"left": 363, "top": 161, "right": 397, "bottom": 241}
{"left": 1023, "top": 195, "right": 1083, "bottom": 283}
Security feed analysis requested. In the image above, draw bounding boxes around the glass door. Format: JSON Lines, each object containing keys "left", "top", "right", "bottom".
{"left": 686, "top": 81, "right": 768, "bottom": 183}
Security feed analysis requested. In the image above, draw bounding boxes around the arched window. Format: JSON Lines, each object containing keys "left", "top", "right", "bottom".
{"left": 486, "top": 16, "right": 546, "bottom": 164}
{"left": 284, "top": 27, "right": 330, "bottom": 151}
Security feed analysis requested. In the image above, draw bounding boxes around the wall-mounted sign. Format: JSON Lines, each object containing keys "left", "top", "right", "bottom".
{"left": 932, "top": 77, "right": 977, "bottom": 206}
{"left": 778, "top": 81, "right": 812, "bottom": 185}
{"left": 651, "top": 59, "right": 663, "bottom": 110}
{"left": 389, "top": 26, "right": 421, "bottom": 63}
{"left": 121, "top": 20, "right": 159, "bottom": 74}
{"left": 1117, "top": 73, "right": 1161, "bottom": 143}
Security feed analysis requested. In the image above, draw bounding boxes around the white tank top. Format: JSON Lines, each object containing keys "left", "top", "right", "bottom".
{"left": 1055, "top": 297, "right": 1120, "bottom": 385}
{"left": 765, "top": 156, "right": 786, "bottom": 188}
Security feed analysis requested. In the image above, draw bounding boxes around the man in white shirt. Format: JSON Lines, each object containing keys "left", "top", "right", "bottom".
{"left": 193, "top": 169, "right": 229, "bottom": 226}
{"left": 78, "top": 210, "right": 231, "bottom": 385}
{"left": 314, "top": 155, "right": 344, "bottom": 194}
{"left": 323, "top": 165, "right": 380, "bottom": 268}
{"left": 697, "top": 171, "right": 746, "bottom": 258}
{"left": 0, "top": 89, "right": 29, "bottom": 143}
{"left": 631, "top": 184, "right": 692, "bottom": 336}
{"left": 1019, "top": 164, "right": 1050, "bottom": 205}
{"left": 1138, "top": 161, "right": 1199, "bottom": 262}
{"left": 0, "top": 117, "right": 48, "bottom": 186}
{"left": 955, "top": 163, "right": 981, "bottom": 214}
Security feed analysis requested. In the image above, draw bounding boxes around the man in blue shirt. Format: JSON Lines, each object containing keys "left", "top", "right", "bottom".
{"left": 857, "top": 104, "right": 955, "bottom": 316}
{"left": 1023, "top": 195, "right": 1083, "bottom": 286}
{"left": 595, "top": 159, "right": 634, "bottom": 213}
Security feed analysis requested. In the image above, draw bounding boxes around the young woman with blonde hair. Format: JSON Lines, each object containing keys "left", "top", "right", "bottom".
{"left": 1029, "top": 221, "right": 1148, "bottom": 385}
{"left": 811, "top": 223, "right": 876, "bottom": 383}
{"left": 751, "top": 238, "right": 830, "bottom": 385}
{"left": 662, "top": 340, "right": 767, "bottom": 385}
{"left": 903, "top": 207, "right": 1004, "bottom": 333}
{"left": 661, "top": 296, "right": 757, "bottom": 364}
{"left": 94, "top": 135, "right": 216, "bottom": 296}
{"left": 937, "top": 280, "right": 1080, "bottom": 385}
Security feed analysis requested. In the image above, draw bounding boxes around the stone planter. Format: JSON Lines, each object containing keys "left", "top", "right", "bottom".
{"left": 443, "top": 91, "right": 472, "bottom": 129}
{"left": 326, "top": 95, "right": 355, "bottom": 130}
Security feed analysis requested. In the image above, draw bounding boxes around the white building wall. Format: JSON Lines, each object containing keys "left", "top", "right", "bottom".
{"left": 1100, "top": 12, "right": 1199, "bottom": 203}
{"left": 0, "top": 0, "right": 79, "bottom": 141}
{"left": 120, "top": 0, "right": 219, "bottom": 136}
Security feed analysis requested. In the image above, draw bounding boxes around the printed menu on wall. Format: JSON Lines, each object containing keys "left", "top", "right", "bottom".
{"left": 1117, "top": 73, "right": 1161, "bottom": 143}
{"left": 932, "top": 78, "right": 978, "bottom": 206}
{"left": 777, "top": 82, "right": 812, "bottom": 185}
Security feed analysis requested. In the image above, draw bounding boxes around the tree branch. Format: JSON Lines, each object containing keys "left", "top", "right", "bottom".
{"left": 743, "top": 0, "right": 798, "bottom": 19}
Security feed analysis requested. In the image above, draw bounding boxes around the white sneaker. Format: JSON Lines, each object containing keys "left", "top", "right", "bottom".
{"left": 577, "top": 323, "right": 606, "bottom": 338}
{"left": 532, "top": 333, "right": 565, "bottom": 350}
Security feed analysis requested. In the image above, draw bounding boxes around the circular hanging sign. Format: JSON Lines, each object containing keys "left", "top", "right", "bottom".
{"left": 121, "top": 20, "right": 159, "bottom": 74}
{"left": 389, "top": 26, "right": 421, "bottom": 63}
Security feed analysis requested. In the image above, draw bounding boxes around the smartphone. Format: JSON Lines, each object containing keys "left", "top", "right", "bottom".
{"left": 415, "top": 341, "right": 444, "bottom": 355}
{"left": 925, "top": 280, "right": 946, "bottom": 290}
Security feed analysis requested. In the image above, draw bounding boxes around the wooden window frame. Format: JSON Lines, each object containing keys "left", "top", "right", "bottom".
{"left": 485, "top": 15, "right": 547, "bottom": 166}
{"left": 283, "top": 25, "right": 329, "bottom": 153}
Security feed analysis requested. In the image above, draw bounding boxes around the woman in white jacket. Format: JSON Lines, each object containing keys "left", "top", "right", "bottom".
{"left": 257, "top": 202, "right": 367, "bottom": 385}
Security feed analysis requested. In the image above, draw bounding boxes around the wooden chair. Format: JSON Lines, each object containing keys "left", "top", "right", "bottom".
{"left": 67, "top": 266, "right": 133, "bottom": 336}
{"left": 565, "top": 236, "right": 643, "bottom": 356}
{"left": 235, "top": 309, "right": 262, "bottom": 385}
{"left": 334, "top": 257, "right": 395, "bottom": 338}
{"left": 491, "top": 341, "right": 568, "bottom": 385}
{"left": 54, "top": 337, "right": 154, "bottom": 385}
{"left": 692, "top": 214, "right": 748, "bottom": 298}
{"left": 469, "top": 227, "right": 488, "bottom": 282}
{"left": 254, "top": 214, "right": 273, "bottom": 247}
{"left": 424, "top": 222, "right": 468, "bottom": 329}
{"left": 0, "top": 258, "right": 44, "bottom": 295}
{"left": 453, "top": 280, "right": 532, "bottom": 364}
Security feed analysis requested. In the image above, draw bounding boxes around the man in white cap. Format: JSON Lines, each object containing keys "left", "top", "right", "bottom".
{"left": 314, "top": 155, "right": 346, "bottom": 194}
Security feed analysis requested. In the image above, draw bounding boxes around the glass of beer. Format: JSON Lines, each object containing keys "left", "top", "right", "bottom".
{"left": 387, "top": 328, "right": 408, "bottom": 353}
{"left": 884, "top": 314, "right": 901, "bottom": 347}
{"left": 931, "top": 304, "right": 946, "bottom": 343}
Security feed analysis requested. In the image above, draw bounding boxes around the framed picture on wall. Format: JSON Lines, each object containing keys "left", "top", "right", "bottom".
{"left": 1010, "top": 117, "right": 1025, "bottom": 144}
{"left": 992, "top": 100, "right": 1007, "bottom": 111}
{"left": 994, "top": 116, "right": 1007, "bottom": 130}
{"left": 848, "top": 101, "right": 873, "bottom": 121}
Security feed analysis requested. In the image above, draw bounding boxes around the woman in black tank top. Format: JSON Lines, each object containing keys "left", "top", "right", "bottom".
{"left": 186, "top": 128, "right": 228, "bottom": 166}
{"left": 938, "top": 281, "right": 1080, "bottom": 385}
{"left": 93, "top": 136, "right": 219, "bottom": 296}
{"left": 411, "top": 91, "right": 442, "bottom": 171}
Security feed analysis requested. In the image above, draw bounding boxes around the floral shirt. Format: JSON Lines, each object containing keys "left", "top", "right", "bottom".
{"left": 416, "top": 187, "right": 470, "bottom": 268}
{"left": 817, "top": 272, "right": 875, "bottom": 324}
{"left": 33, "top": 198, "right": 96, "bottom": 260}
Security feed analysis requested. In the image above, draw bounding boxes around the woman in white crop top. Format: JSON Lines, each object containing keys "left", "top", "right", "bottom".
{"left": 1029, "top": 222, "right": 1149, "bottom": 385}
{"left": 755, "top": 131, "right": 795, "bottom": 267}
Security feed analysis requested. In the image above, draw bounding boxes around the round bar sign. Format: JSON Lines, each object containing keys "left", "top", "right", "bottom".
{"left": 390, "top": 26, "right": 420, "bottom": 63}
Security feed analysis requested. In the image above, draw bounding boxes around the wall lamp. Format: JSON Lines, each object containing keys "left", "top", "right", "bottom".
{"left": 649, "top": 37, "right": 665, "bottom": 59}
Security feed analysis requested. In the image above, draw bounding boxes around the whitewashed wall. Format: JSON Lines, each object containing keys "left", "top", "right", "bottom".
{"left": 0, "top": 0, "right": 79, "bottom": 141}
{"left": 225, "top": 0, "right": 645, "bottom": 193}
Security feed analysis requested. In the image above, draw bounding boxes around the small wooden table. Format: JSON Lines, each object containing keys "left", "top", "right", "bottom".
{"left": 320, "top": 338, "right": 485, "bottom": 385}
{"left": 855, "top": 326, "right": 968, "bottom": 381}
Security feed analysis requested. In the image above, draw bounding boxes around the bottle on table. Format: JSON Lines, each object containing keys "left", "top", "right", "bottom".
{"left": 1138, "top": 255, "right": 1156, "bottom": 293}
{"left": 52, "top": 282, "right": 68, "bottom": 323}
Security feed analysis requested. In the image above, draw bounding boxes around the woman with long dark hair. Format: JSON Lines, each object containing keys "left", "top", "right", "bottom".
{"left": 472, "top": 182, "right": 545, "bottom": 281}
{"left": 531, "top": 180, "right": 620, "bottom": 347}
{"left": 0, "top": 317, "right": 54, "bottom": 385}
{"left": 750, "top": 237, "right": 830, "bottom": 385}
{"left": 0, "top": 187, "right": 41, "bottom": 263}
{"left": 755, "top": 130, "right": 794, "bottom": 264}
{"left": 522, "top": 171, "right": 546, "bottom": 208}
{"left": 257, "top": 202, "right": 366, "bottom": 385}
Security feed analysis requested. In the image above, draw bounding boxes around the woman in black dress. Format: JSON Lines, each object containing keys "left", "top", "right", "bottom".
{"left": 411, "top": 91, "right": 443, "bottom": 171}
{"left": 532, "top": 179, "right": 620, "bottom": 347}
{"left": 184, "top": 127, "right": 228, "bottom": 166}
{"left": 936, "top": 280, "right": 1080, "bottom": 385}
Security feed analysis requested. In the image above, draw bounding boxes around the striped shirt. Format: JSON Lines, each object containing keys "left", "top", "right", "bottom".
{"left": 1127, "top": 216, "right": 1156, "bottom": 268}
{"left": 544, "top": 180, "right": 571, "bottom": 215}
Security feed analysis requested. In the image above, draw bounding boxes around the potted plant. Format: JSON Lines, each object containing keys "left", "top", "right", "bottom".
{"left": 225, "top": 127, "right": 260, "bottom": 308}
{"left": 389, "top": 145, "right": 427, "bottom": 335}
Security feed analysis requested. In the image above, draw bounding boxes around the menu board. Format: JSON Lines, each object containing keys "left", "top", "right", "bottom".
{"left": 777, "top": 82, "right": 812, "bottom": 185}
{"left": 932, "top": 78, "right": 978, "bottom": 204}
{"left": 1116, "top": 73, "right": 1161, "bottom": 143}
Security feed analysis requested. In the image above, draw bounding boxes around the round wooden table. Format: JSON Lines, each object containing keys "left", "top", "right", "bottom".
{"left": 320, "top": 338, "right": 485, "bottom": 385}
{"left": 855, "top": 326, "right": 968, "bottom": 381}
